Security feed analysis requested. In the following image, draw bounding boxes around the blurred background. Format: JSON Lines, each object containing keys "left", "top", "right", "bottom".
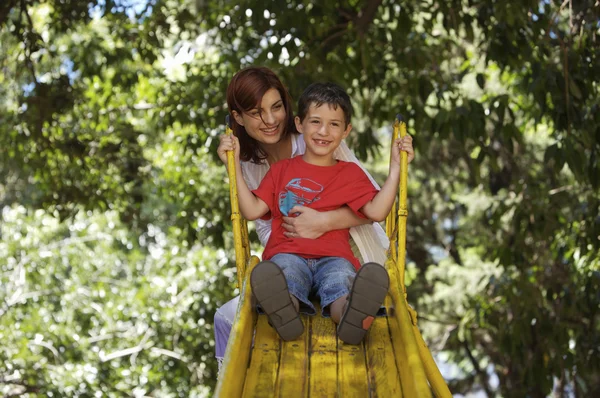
{"left": 1, "top": 0, "right": 599, "bottom": 396}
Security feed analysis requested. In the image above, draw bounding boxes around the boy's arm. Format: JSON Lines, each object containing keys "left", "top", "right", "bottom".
{"left": 235, "top": 162, "right": 270, "bottom": 221}
{"left": 360, "top": 137, "right": 406, "bottom": 222}
{"left": 226, "top": 135, "right": 269, "bottom": 221}
{"left": 360, "top": 163, "right": 400, "bottom": 222}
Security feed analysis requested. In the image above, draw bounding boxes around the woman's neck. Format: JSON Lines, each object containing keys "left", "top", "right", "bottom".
{"left": 262, "top": 134, "right": 293, "bottom": 165}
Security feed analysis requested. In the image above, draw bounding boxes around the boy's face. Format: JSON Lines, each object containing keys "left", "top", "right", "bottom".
{"left": 295, "top": 103, "right": 352, "bottom": 166}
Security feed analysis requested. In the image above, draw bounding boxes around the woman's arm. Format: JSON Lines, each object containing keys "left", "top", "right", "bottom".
{"left": 282, "top": 205, "right": 370, "bottom": 239}
{"left": 284, "top": 136, "right": 414, "bottom": 239}
{"left": 281, "top": 138, "right": 378, "bottom": 239}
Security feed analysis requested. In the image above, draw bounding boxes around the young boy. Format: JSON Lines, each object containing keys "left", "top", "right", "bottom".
{"left": 230, "top": 82, "right": 412, "bottom": 344}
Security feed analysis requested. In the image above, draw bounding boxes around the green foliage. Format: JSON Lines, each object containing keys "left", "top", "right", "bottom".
{"left": 0, "top": 207, "right": 235, "bottom": 396}
{"left": 1, "top": 0, "right": 599, "bottom": 396}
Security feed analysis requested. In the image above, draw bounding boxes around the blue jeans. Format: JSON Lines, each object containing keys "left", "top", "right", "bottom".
{"left": 269, "top": 253, "right": 356, "bottom": 316}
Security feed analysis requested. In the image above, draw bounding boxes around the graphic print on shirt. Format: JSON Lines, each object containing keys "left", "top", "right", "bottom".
{"left": 278, "top": 178, "right": 323, "bottom": 216}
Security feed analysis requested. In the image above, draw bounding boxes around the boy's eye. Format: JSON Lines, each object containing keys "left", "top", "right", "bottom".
{"left": 311, "top": 120, "right": 320, "bottom": 124}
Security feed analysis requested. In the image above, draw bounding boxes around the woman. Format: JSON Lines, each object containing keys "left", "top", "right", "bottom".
{"left": 214, "top": 66, "right": 414, "bottom": 369}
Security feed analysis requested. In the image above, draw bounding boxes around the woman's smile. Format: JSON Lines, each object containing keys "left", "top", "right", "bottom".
{"left": 261, "top": 125, "right": 280, "bottom": 135}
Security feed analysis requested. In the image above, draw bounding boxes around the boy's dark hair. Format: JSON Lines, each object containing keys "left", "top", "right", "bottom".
{"left": 297, "top": 82, "right": 353, "bottom": 127}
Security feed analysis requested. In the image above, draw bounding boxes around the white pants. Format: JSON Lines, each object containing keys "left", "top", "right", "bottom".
{"left": 214, "top": 295, "right": 240, "bottom": 370}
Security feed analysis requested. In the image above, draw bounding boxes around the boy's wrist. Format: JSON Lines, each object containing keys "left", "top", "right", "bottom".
{"left": 389, "top": 162, "right": 401, "bottom": 174}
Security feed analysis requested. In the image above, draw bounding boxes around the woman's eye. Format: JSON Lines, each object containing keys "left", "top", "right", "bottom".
{"left": 273, "top": 104, "right": 283, "bottom": 110}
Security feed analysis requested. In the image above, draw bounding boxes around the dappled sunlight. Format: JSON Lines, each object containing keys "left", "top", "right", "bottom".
{"left": 1, "top": 0, "right": 598, "bottom": 396}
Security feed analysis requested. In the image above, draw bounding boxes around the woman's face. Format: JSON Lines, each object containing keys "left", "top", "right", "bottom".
{"left": 233, "top": 88, "right": 287, "bottom": 145}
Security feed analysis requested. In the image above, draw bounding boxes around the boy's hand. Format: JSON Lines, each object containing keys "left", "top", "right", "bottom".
{"left": 217, "top": 134, "right": 241, "bottom": 165}
{"left": 391, "top": 135, "right": 414, "bottom": 165}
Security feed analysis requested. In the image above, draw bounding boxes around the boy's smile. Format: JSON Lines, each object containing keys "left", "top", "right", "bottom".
{"left": 295, "top": 103, "right": 352, "bottom": 166}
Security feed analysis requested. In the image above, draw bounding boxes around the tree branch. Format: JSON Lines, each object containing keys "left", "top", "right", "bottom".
{"left": 447, "top": 225, "right": 463, "bottom": 266}
{"left": 19, "top": 0, "right": 39, "bottom": 85}
{"left": 354, "top": 0, "right": 384, "bottom": 37}
{"left": 559, "top": 38, "right": 571, "bottom": 136}
{"left": 311, "top": 1, "right": 384, "bottom": 52}
{"left": 319, "top": 28, "right": 348, "bottom": 50}
{"left": 462, "top": 337, "right": 495, "bottom": 397}
{"left": 0, "top": 0, "right": 20, "bottom": 28}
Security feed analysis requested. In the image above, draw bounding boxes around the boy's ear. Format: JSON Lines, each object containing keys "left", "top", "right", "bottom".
{"left": 342, "top": 123, "right": 352, "bottom": 139}
{"left": 232, "top": 110, "right": 244, "bottom": 126}
{"left": 294, "top": 116, "right": 304, "bottom": 133}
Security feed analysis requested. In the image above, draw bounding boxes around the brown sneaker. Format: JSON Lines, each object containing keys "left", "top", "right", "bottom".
{"left": 337, "top": 262, "right": 389, "bottom": 345}
{"left": 250, "top": 260, "right": 304, "bottom": 341}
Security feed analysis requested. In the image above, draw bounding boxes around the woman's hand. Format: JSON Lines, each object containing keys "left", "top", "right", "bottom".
{"left": 282, "top": 206, "right": 329, "bottom": 239}
{"left": 217, "top": 134, "right": 240, "bottom": 166}
{"left": 391, "top": 135, "right": 415, "bottom": 165}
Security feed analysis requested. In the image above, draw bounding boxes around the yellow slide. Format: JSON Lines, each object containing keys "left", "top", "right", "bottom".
{"left": 215, "top": 116, "right": 452, "bottom": 397}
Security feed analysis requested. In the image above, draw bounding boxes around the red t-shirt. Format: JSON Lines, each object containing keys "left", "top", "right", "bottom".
{"left": 253, "top": 156, "right": 379, "bottom": 269}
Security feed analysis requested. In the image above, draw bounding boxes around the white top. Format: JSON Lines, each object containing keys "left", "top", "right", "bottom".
{"left": 240, "top": 133, "right": 389, "bottom": 265}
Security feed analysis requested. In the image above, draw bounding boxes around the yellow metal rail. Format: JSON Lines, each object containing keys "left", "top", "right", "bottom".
{"left": 387, "top": 115, "right": 452, "bottom": 397}
{"left": 225, "top": 115, "right": 251, "bottom": 289}
{"left": 215, "top": 115, "right": 452, "bottom": 397}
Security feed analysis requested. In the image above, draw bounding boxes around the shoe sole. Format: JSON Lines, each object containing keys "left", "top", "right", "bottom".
{"left": 250, "top": 260, "right": 304, "bottom": 341}
{"left": 337, "top": 262, "right": 389, "bottom": 345}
